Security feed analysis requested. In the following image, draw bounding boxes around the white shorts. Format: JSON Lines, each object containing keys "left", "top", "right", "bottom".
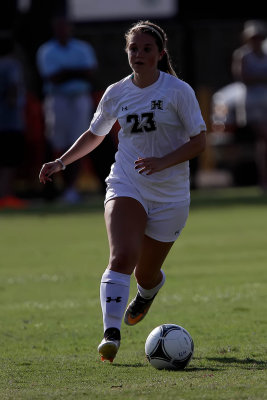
{"left": 105, "top": 179, "right": 190, "bottom": 243}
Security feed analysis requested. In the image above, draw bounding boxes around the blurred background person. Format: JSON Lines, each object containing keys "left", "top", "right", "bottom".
{"left": 0, "top": 31, "right": 28, "bottom": 209}
{"left": 36, "top": 15, "right": 98, "bottom": 203}
{"left": 232, "top": 20, "right": 267, "bottom": 191}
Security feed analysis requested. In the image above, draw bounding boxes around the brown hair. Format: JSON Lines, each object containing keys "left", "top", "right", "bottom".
{"left": 125, "top": 20, "right": 177, "bottom": 77}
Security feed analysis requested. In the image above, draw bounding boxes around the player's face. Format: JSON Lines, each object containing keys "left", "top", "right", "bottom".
{"left": 127, "top": 32, "right": 163, "bottom": 74}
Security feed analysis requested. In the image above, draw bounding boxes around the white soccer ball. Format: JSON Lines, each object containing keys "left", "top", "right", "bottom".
{"left": 145, "top": 324, "right": 194, "bottom": 370}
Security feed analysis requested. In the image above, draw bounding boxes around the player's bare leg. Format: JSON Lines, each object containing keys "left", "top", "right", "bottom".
{"left": 104, "top": 197, "right": 148, "bottom": 273}
{"left": 136, "top": 235, "right": 173, "bottom": 289}
{"left": 124, "top": 236, "right": 174, "bottom": 325}
{"left": 98, "top": 197, "right": 147, "bottom": 361}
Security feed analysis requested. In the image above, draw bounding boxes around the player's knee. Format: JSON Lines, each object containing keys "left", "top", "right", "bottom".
{"left": 109, "top": 248, "right": 138, "bottom": 271}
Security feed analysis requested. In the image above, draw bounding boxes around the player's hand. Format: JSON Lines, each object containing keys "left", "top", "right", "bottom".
{"left": 134, "top": 157, "right": 166, "bottom": 175}
{"left": 39, "top": 160, "right": 62, "bottom": 184}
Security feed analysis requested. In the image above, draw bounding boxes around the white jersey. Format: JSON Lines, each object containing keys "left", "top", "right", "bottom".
{"left": 89, "top": 71, "right": 206, "bottom": 202}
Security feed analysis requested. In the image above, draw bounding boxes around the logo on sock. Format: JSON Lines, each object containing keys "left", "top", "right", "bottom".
{"left": 106, "top": 296, "right": 122, "bottom": 303}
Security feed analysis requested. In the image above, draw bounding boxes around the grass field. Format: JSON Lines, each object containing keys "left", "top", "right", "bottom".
{"left": 0, "top": 187, "right": 267, "bottom": 399}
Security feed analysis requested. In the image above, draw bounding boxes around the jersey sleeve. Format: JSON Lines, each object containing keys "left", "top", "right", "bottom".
{"left": 175, "top": 82, "right": 206, "bottom": 137}
{"left": 89, "top": 86, "right": 117, "bottom": 136}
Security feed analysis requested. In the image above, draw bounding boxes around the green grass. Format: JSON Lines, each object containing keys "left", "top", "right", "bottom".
{"left": 0, "top": 187, "right": 267, "bottom": 399}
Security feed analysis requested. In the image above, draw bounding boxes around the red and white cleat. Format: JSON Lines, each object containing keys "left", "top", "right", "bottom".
{"left": 98, "top": 339, "right": 120, "bottom": 362}
{"left": 98, "top": 328, "right": 120, "bottom": 363}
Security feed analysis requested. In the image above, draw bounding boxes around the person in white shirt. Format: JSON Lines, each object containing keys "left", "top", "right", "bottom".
{"left": 39, "top": 20, "right": 206, "bottom": 362}
{"left": 37, "top": 16, "right": 98, "bottom": 202}
{"left": 232, "top": 20, "right": 267, "bottom": 190}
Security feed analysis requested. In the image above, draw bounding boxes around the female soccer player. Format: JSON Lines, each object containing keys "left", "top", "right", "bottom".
{"left": 39, "top": 20, "right": 206, "bottom": 362}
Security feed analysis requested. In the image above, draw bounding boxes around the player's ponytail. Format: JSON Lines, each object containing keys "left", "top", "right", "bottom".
{"left": 158, "top": 50, "right": 177, "bottom": 77}
{"left": 125, "top": 20, "right": 177, "bottom": 77}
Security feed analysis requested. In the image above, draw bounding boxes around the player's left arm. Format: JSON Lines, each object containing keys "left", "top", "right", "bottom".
{"left": 135, "top": 131, "right": 206, "bottom": 175}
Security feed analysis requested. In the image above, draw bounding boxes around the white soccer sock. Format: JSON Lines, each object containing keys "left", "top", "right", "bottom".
{"left": 100, "top": 268, "right": 131, "bottom": 332}
{"left": 137, "top": 270, "right": 166, "bottom": 299}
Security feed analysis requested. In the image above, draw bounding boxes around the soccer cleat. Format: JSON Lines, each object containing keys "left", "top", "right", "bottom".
{"left": 98, "top": 328, "right": 120, "bottom": 362}
{"left": 124, "top": 292, "right": 157, "bottom": 326}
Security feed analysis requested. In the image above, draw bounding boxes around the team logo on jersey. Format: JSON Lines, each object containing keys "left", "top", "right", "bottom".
{"left": 151, "top": 100, "right": 163, "bottom": 110}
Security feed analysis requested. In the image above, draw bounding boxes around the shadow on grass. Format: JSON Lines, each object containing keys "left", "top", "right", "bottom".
{"left": 207, "top": 357, "right": 267, "bottom": 370}
{"left": 113, "top": 362, "right": 222, "bottom": 372}
{"left": 112, "top": 362, "right": 147, "bottom": 368}
{"left": 186, "top": 366, "right": 222, "bottom": 372}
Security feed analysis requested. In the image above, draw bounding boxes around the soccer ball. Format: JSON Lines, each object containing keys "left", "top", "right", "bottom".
{"left": 145, "top": 324, "right": 194, "bottom": 370}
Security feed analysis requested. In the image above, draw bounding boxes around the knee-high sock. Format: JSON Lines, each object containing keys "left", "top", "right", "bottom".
{"left": 100, "top": 268, "right": 131, "bottom": 332}
{"left": 137, "top": 270, "right": 166, "bottom": 299}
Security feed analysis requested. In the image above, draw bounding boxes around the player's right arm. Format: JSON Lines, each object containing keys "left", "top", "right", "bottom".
{"left": 39, "top": 130, "right": 105, "bottom": 184}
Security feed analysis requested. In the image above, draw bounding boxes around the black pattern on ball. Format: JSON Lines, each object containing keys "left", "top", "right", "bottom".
{"left": 145, "top": 324, "right": 194, "bottom": 370}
